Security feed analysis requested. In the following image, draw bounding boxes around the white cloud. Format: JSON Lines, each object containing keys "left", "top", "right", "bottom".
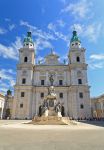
{"left": 89, "top": 62, "right": 104, "bottom": 69}
{"left": 47, "top": 22, "right": 69, "bottom": 44}
{"left": 71, "top": 24, "right": 83, "bottom": 34}
{"left": 5, "top": 18, "right": 11, "bottom": 22}
{"left": 20, "top": 20, "right": 55, "bottom": 41}
{"left": 12, "top": 36, "right": 22, "bottom": 51}
{"left": 36, "top": 56, "right": 44, "bottom": 64}
{"left": 88, "top": 54, "right": 104, "bottom": 69}
{"left": 8, "top": 69, "right": 16, "bottom": 74}
{"left": 84, "top": 23, "right": 102, "bottom": 42}
{"left": 57, "top": 20, "right": 66, "bottom": 27}
{"left": 90, "top": 54, "right": 104, "bottom": 60}
{"left": 71, "top": 23, "right": 102, "bottom": 42}
{"left": 0, "top": 69, "right": 14, "bottom": 80}
{"left": 9, "top": 80, "right": 15, "bottom": 87}
{"left": 59, "top": 54, "right": 68, "bottom": 64}
{"left": 0, "top": 27, "right": 7, "bottom": 34}
{"left": 0, "top": 44, "right": 17, "bottom": 60}
{"left": 0, "top": 36, "right": 22, "bottom": 60}
{"left": 61, "top": 0, "right": 92, "bottom": 19}
{"left": 0, "top": 69, "right": 15, "bottom": 93}
{"left": 35, "top": 38, "right": 53, "bottom": 50}
{"left": 20, "top": 20, "right": 69, "bottom": 50}
{"left": 48, "top": 23, "right": 56, "bottom": 31}
{"left": 48, "top": 20, "right": 65, "bottom": 30}
{"left": 9, "top": 24, "right": 15, "bottom": 31}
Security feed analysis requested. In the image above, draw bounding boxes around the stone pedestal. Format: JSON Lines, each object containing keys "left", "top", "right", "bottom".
{"left": 31, "top": 116, "right": 78, "bottom": 125}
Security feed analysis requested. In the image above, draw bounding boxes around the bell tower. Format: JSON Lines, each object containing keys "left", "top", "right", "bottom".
{"left": 12, "top": 32, "right": 35, "bottom": 119}
{"left": 19, "top": 31, "right": 35, "bottom": 65}
{"left": 68, "top": 30, "right": 91, "bottom": 119}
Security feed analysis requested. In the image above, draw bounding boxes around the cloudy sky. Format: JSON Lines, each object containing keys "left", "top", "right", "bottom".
{"left": 0, "top": 0, "right": 104, "bottom": 97}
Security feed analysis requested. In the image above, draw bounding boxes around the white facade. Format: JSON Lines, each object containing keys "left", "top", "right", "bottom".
{"left": 0, "top": 93, "right": 5, "bottom": 119}
{"left": 12, "top": 31, "right": 91, "bottom": 119}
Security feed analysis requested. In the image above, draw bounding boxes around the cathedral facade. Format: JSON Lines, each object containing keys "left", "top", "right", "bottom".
{"left": 12, "top": 31, "right": 91, "bottom": 119}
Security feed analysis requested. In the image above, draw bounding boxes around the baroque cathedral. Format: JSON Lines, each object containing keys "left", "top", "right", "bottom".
{"left": 12, "top": 30, "right": 91, "bottom": 119}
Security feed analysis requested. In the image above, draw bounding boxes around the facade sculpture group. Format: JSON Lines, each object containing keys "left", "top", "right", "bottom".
{"left": 38, "top": 74, "right": 63, "bottom": 117}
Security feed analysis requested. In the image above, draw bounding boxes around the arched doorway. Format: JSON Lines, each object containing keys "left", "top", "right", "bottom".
{"left": 39, "top": 105, "right": 42, "bottom": 116}
{"left": 61, "top": 106, "right": 65, "bottom": 117}
{"left": 5, "top": 108, "right": 11, "bottom": 119}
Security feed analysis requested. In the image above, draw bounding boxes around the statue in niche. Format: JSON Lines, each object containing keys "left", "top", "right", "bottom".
{"left": 48, "top": 73, "right": 56, "bottom": 86}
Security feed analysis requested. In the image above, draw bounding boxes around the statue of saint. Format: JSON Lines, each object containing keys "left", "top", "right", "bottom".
{"left": 49, "top": 74, "right": 54, "bottom": 86}
{"left": 55, "top": 103, "right": 61, "bottom": 112}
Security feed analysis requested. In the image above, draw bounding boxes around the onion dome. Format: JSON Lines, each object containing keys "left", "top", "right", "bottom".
{"left": 23, "top": 31, "right": 34, "bottom": 45}
{"left": 70, "top": 30, "right": 81, "bottom": 43}
{"left": 7, "top": 90, "right": 12, "bottom": 96}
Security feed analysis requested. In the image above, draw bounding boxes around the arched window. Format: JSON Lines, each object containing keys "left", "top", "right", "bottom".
{"left": 22, "top": 78, "right": 26, "bottom": 84}
{"left": 59, "top": 93, "right": 63, "bottom": 98}
{"left": 24, "top": 57, "right": 28, "bottom": 62}
{"left": 59, "top": 80, "right": 63, "bottom": 85}
{"left": 76, "top": 56, "right": 80, "bottom": 62}
{"left": 79, "top": 92, "right": 83, "bottom": 98}
{"left": 40, "top": 93, "right": 44, "bottom": 98}
{"left": 78, "top": 79, "right": 82, "bottom": 84}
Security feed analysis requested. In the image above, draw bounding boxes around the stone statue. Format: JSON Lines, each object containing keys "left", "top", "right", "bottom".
{"left": 56, "top": 103, "right": 61, "bottom": 112}
{"left": 46, "top": 86, "right": 57, "bottom": 100}
{"left": 49, "top": 74, "right": 55, "bottom": 86}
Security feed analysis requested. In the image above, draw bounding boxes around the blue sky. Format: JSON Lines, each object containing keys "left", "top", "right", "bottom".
{"left": 0, "top": 0, "right": 104, "bottom": 97}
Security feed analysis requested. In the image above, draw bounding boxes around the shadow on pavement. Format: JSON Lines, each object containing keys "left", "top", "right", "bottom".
{"left": 79, "top": 120, "right": 104, "bottom": 127}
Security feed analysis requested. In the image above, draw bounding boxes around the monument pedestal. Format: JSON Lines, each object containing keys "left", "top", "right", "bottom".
{"left": 31, "top": 116, "right": 78, "bottom": 125}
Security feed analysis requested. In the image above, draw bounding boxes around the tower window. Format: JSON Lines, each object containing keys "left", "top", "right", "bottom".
{"left": 21, "top": 92, "right": 25, "bottom": 97}
{"left": 79, "top": 92, "right": 83, "bottom": 98}
{"left": 78, "top": 79, "right": 82, "bottom": 84}
{"left": 41, "top": 80, "right": 44, "bottom": 85}
{"left": 59, "top": 80, "right": 63, "bottom": 85}
{"left": 24, "top": 57, "right": 28, "bottom": 62}
{"left": 40, "top": 93, "right": 44, "bottom": 98}
{"left": 22, "top": 78, "right": 26, "bottom": 84}
{"left": 76, "top": 56, "right": 80, "bottom": 62}
{"left": 20, "top": 104, "right": 23, "bottom": 108}
{"left": 59, "top": 93, "right": 63, "bottom": 98}
{"left": 80, "top": 104, "right": 84, "bottom": 109}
